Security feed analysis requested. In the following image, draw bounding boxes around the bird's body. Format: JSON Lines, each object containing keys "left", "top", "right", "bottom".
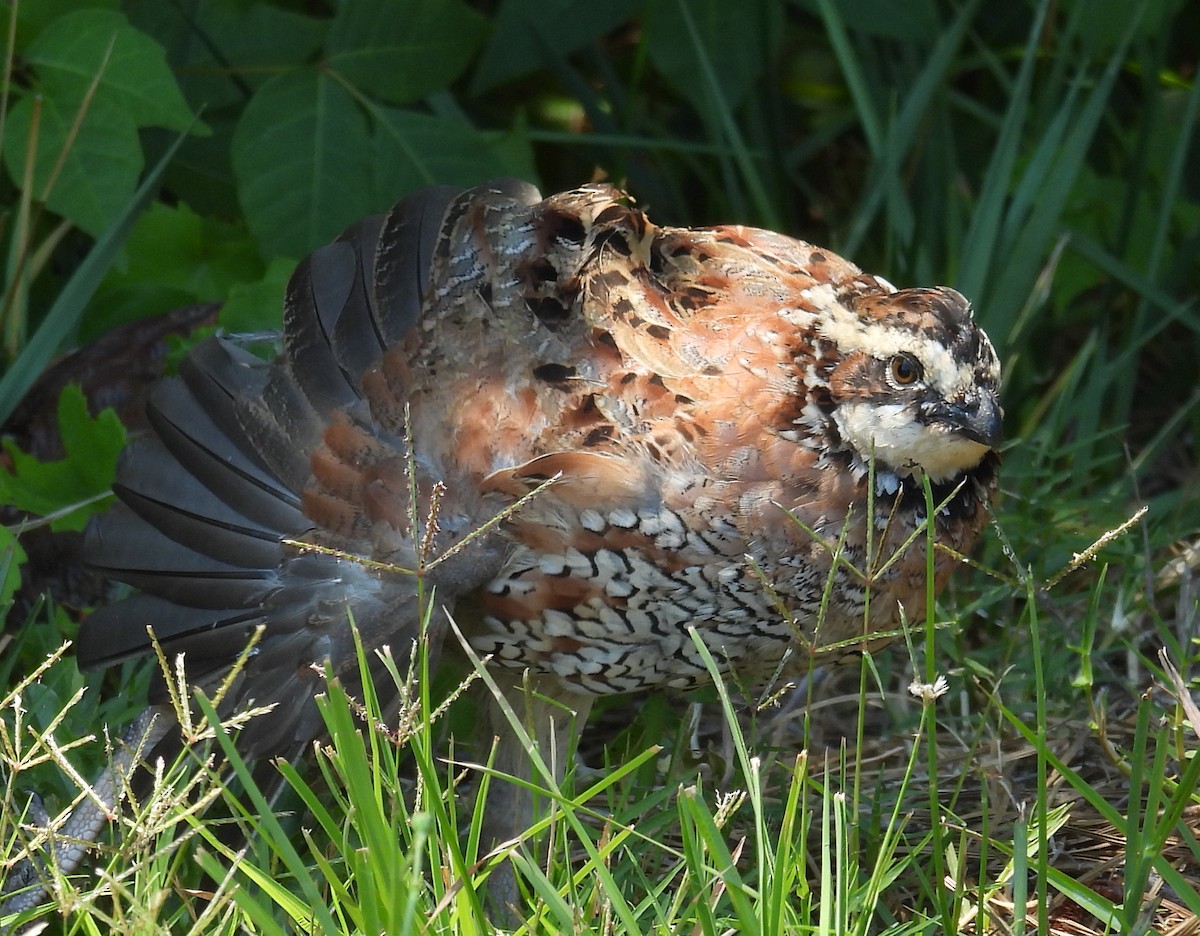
{"left": 81, "top": 179, "right": 1000, "bottom": 753}
{"left": 3, "top": 179, "right": 1001, "bottom": 919}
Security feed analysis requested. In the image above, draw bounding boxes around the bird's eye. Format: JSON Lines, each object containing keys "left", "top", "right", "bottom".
{"left": 889, "top": 354, "right": 922, "bottom": 386}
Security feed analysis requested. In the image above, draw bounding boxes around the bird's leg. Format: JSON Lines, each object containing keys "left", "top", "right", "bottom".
{"left": 478, "top": 667, "right": 594, "bottom": 920}
{"left": 1, "top": 705, "right": 173, "bottom": 924}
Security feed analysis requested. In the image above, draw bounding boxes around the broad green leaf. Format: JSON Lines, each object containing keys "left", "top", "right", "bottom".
{"left": 0, "top": 385, "right": 125, "bottom": 532}
{"left": 25, "top": 8, "right": 194, "bottom": 132}
{"left": 327, "top": 0, "right": 488, "bottom": 105}
{"left": 2, "top": 93, "right": 142, "bottom": 238}
{"left": 220, "top": 257, "right": 295, "bottom": 335}
{"left": 645, "top": 0, "right": 782, "bottom": 113}
{"left": 3, "top": 9, "right": 200, "bottom": 236}
{"left": 0, "top": 127, "right": 191, "bottom": 426}
{"left": 166, "top": 115, "right": 242, "bottom": 219}
{"left": 231, "top": 69, "right": 377, "bottom": 259}
{"left": 130, "top": 3, "right": 328, "bottom": 111}
{"left": 85, "top": 202, "right": 263, "bottom": 337}
{"left": 103, "top": 202, "right": 264, "bottom": 299}
{"left": 371, "top": 108, "right": 537, "bottom": 203}
{"left": 471, "top": 0, "right": 644, "bottom": 93}
{"left": 13, "top": 0, "right": 119, "bottom": 49}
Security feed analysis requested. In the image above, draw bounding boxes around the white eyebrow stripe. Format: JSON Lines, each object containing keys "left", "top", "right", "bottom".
{"left": 789, "top": 284, "right": 989, "bottom": 398}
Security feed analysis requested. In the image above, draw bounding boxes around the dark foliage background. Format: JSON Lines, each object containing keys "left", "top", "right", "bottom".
{"left": 0, "top": 0, "right": 1198, "bottom": 931}
{"left": 3, "top": 0, "right": 1196, "bottom": 677}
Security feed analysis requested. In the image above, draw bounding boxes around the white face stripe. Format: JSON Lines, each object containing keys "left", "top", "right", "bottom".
{"left": 779, "top": 283, "right": 1000, "bottom": 480}
{"left": 786, "top": 284, "right": 998, "bottom": 399}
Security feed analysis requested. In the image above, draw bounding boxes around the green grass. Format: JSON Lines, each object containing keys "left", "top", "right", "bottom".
{"left": 7, "top": 524, "right": 1197, "bottom": 935}
{"left": 3, "top": 0, "right": 1200, "bottom": 933}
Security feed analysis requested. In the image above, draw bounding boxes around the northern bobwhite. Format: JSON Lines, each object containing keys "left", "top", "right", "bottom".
{"left": 6, "top": 179, "right": 1001, "bottom": 915}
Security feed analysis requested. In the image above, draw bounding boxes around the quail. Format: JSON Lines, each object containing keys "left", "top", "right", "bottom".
{"left": 3, "top": 179, "right": 1001, "bottom": 917}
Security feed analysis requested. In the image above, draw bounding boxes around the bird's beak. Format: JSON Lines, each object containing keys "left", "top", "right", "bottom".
{"left": 944, "top": 392, "right": 1003, "bottom": 450}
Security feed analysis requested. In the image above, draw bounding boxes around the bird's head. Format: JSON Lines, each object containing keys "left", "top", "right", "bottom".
{"left": 804, "top": 284, "right": 1002, "bottom": 482}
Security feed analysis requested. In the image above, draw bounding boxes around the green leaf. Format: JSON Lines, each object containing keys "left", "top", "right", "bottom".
{"left": 2, "top": 9, "right": 201, "bottom": 236}
{"left": 231, "top": 69, "right": 377, "bottom": 258}
{"left": 0, "top": 526, "right": 28, "bottom": 612}
{"left": 86, "top": 202, "right": 264, "bottom": 336}
{"left": 0, "top": 125, "right": 193, "bottom": 425}
{"left": 25, "top": 8, "right": 195, "bottom": 132}
{"left": 0, "top": 385, "right": 125, "bottom": 532}
{"left": 471, "top": 0, "right": 644, "bottom": 93}
{"left": 130, "top": 3, "right": 328, "bottom": 111}
{"left": 12, "top": 0, "right": 120, "bottom": 50}
{"left": 220, "top": 257, "right": 295, "bottom": 335}
{"left": 371, "top": 108, "right": 537, "bottom": 202}
{"left": 326, "top": 0, "right": 488, "bottom": 105}
{"left": 124, "top": 203, "right": 262, "bottom": 291}
{"left": 232, "top": 71, "right": 536, "bottom": 260}
{"left": 165, "top": 115, "right": 242, "bottom": 219}
{"left": 2, "top": 92, "right": 142, "bottom": 238}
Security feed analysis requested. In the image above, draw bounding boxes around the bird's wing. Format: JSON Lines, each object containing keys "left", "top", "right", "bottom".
{"left": 80, "top": 181, "right": 537, "bottom": 758}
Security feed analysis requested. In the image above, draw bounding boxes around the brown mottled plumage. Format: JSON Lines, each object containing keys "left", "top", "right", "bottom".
{"left": 4, "top": 180, "right": 1000, "bottom": 917}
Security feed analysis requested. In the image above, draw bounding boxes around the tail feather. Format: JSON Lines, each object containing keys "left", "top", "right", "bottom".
{"left": 114, "top": 440, "right": 288, "bottom": 561}
{"left": 78, "top": 594, "right": 265, "bottom": 671}
{"left": 146, "top": 376, "right": 306, "bottom": 530}
{"left": 85, "top": 510, "right": 277, "bottom": 608}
